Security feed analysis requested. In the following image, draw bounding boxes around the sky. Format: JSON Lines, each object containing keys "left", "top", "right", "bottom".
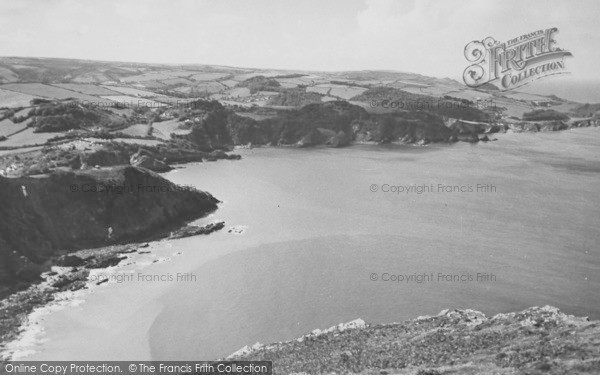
{"left": 1, "top": 0, "right": 599, "bottom": 83}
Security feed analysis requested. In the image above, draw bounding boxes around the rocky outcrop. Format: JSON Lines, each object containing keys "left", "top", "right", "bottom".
{"left": 129, "top": 149, "right": 172, "bottom": 172}
{"left": 296, "top": 129, "right": 325, "bottom": 148}
{"left": 0, "top": 166, "right": 219, "bottom": 296}
{"left": 204, "top": 150, "right": 242, "bottom": 162}
{"left": 326, "top": 130, "right": 352, "bottom": 148}
{"left": 0, "top": 242, "right": 143, "bottom": 351}
{"left": 230, "top": 306, "right": 600, "bottom": 374}
{"left": 169, "top": 221, "right": 225, "bottom": 239}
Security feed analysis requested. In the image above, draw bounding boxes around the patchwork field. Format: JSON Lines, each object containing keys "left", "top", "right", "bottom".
{"left": 138, "top": 81, "right": 166, "bottom": 88}
{"left": 276, "top": 81, "right": 299, "bottom": 88}
{"left": 152, "top": 119, "right": 191, "bottom": 139}
{"left": 159, "top": 70, "right": 201, "bottom": 78}
{"left": 193, "top": 81, "right": 226, "bottom": 93}
{"left": 226, "top": 87, "right": 251, "bottom": 97}
{"left": 0, "top": 146, "right": 43, "bottom": 156}
{"left": 220, "top": 80, "right": 240, "bottom": 88}
{"left": 100, "top": 95, "right": 166, "bottom": 107}
{"left": 306, "top": 86, "right": 330, "bottom": 95}
{"left": 400, "top": 86, "right": 434, "bottom": 95}
{"left": 120, "top": 72, "right": 179, "bottom": 82}
{"left": 500, "top": 91, "right": 553, "bottom": 102}
{"left": 493, "top": 98, "right": 534, "bottom": 118}
{"left": 275, "top": 78, "right": 306, "bottom": 86}
{"left": 234, "top": 112, "right": 276, "bottom": 121}
{"left": 102, "top": 86, "right": 166, "bottom": 97}
{"left": 0, "top": 89, "right": 42, "bottom": 107}
{"left": 0, "top": 119, "right": 27, "bottom": 137}
{"left": 161, "top": 77, "right": 194, "bottom": 86}
{"left": 13, "top": 108, "right": 31, "bottom": 117}
{"left": 1, "top": 83, "right": 104, "bottom": 102}
{"left": 0, "top": 57, "right": 588, "bottom": 160}
{"left": 119, "top": 70, "right": 203, "bottom": 83}
{"left": 443, "top": 89, "right": 493, "bottom": 101}
{"left": 53, "top": 83, "right": 121, "bottom": 96}
{"left": 72, "top": 72, "right": 113, "bottom": 83}
{"left": 0, "top": 128, "right": 57, "bottom": 147}
{"left": 232, "top": 73, "right": 269, "bottom": 81}
{"left": 329, "top": 86, "right": 367, "bottom": 100}
{"left": 0, "top": 67, "right": 18, "bottom": 83}
{"left": 189, "top": 72, "right": 231, "bottom": 81}
{"left": 118, "top": 123, "right": 152, "bottom": 137}
{"left": 219, "top": 100, "right": 253, "bottom": 107}
{"left": 152, "top": 97, "right": 196, "bottom": 106}
{"left": 173, "top": 86, "right": 193, "bottom": 94}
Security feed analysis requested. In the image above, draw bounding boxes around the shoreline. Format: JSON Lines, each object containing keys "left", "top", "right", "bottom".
{"left": 0, "top": 241, "right": 155, "bottom": 360}
{"left": 1, "top": 129, "right": 599, "bottom": 362}
{"left": 0, "top": 217, "right": 226, "bottom": 360}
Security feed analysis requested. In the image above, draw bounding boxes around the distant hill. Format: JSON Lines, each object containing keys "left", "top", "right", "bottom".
{"left": 0, "top": 56, "right": 596, "bottom": 168}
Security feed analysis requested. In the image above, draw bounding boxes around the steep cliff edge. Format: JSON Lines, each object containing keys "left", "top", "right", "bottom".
{"left": 0, "top": 166, "right": 219, "bottom": 295}
{"left": 230, "top": 306, "right": 600, "bottom": 374}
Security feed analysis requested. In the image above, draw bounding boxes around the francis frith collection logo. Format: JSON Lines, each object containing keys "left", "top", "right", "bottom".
{"left": 463, "top": 27, "right": 572, "bottom": 90}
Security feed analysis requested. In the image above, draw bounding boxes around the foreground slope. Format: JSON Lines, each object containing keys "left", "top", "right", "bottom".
{"left": 231, "top": 306, "right": 600, "bottom": 374}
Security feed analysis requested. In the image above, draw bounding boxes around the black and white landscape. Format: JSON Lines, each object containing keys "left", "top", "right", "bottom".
{"left": 0, "top": 1, "right": 599, "bottom": 374}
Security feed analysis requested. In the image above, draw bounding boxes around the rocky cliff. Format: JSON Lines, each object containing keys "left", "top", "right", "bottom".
{"left": 0, "top": 166, "right": 219, "bottom": 296}
{"left": 230, "top": 306, "right": 600, "bottom": 374}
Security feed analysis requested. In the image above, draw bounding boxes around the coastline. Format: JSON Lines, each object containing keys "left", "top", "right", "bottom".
{"left": 0, "top": 241, "right": 160, "bottom": 360}
{"left": 1, "top": 127, "right": 600, "bottom": 362}
{"left": 0, "top": 234, "right": 221, "bottom": 360}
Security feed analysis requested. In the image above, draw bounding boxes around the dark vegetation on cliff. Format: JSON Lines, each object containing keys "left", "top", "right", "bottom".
{"left": 172, "top": 99, "right": 473, "bottom": 148}
{"left": 352, "top": 87, "right": 498, "bottom": 122}
{"left": 29, "top": 102, "right": 129, "bottom": 133}
{"left": 522, "top": 109, "right": 570, "bottom": 121}
{"left": 232, "top": 306, "right": 600, "bottom": 375}
{"left": 236, "top": 76, "right": 281, "bottom": 94}
{"left": 267, "top": 88, "right": 324, "bottom": 107}
{"left": 174, "top": 97, "right": 597, "bottom": 149}
{"left": 2, "top": 95, "right": 597, "bottom": 179}
{"left": 0, "top": 166, "right": 219, "bottom": 297}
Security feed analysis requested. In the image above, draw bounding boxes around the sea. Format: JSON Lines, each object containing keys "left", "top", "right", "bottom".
{"left": 16, "top": 128, "right": 600, "bottom": 361}
{"left": 519, "top": 78, "right": 600, "bottom": 104}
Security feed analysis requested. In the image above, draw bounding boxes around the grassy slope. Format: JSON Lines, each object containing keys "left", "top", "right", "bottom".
{"left": 232, "top": 306, "right": 600, "bottom": 375}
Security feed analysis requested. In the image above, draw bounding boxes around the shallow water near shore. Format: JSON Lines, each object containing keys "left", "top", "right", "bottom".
{"left": 20, "top": 128, "right": 600, "bottom": 360}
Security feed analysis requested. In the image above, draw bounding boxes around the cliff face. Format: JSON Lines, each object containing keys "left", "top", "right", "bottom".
{"left": 211, "top": 101, "right": 457, "bottom": 148}
{"left": 231, "top": 306, "right": 600, "bottom": 375}
{"left": 190, "top": 100, "right": 599, "bottom": 150}
{"left": 0, "top": 166, "right": 219, "bottom": 293}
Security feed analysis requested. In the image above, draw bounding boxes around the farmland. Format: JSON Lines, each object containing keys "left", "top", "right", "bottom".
{"left": 0, "top": 89, "right": 42, "bottom": 108}
{"left": 102, "top": 85, "right": 167, "bottom": 97}
{"left": 0, "top": 56, "right": 591, "bottom": 160}
{"left": 118, "top": 123, "right": 152, "bottom": 137}
{"left": 53, "top": 83, "right": 122, "bottom": 96}
{"left": 189, "top": 72, "right": 230, "bottom": 81}
{"left": 161, "top": 77, "right": 194, "bottom": 86}
{"left": 306, "top": 86, "right": 331, "bottom": 95}
{"left": 0, "top": 128, "right": 57, "bottom": 148}
{"left": 1, "top": 83, "right": 105, "bottom": 102}
{"left": 100, "top": 95, "right": 166, "bottom": 107}
{"left": 0, "top": 67, "right": 18, "bottom": 83}
{"left": 0, "top": 119, "right": 27, "bottom": 137}
{"left": 152, "top": 119, "right": 192, "bottom": 139}
{"left": 329, "top": 86, "right": 367, "bottom": 100}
